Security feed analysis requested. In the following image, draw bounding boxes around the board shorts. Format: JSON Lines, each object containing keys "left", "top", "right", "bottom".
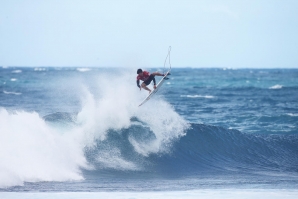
{"left": 143, "top": 74, "right": 155, "bottom": 85}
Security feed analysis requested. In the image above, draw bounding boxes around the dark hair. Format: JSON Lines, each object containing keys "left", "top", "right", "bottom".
{"left": 137, "top": 69, "right": 143, "bottom": 74}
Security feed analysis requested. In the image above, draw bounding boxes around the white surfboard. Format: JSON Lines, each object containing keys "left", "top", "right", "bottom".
{"left": 138, "top": 70, "right": 171, "bottom": 107}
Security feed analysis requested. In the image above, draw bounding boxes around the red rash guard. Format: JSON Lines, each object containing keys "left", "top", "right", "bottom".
{"left": 136, "top": 71, "right": 150, "bottom": 81}
{"left": 136, "top": 71, "right": 156, "bottom": 88}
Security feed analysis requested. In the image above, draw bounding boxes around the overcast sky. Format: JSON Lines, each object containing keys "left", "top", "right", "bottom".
{"left": 0, "top": 0, "right": 297, "bottom": 68}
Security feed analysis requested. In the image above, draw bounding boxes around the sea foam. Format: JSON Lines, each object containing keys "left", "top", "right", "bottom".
{"left": 0, "top": 109, "right": 88, "bottom": 188}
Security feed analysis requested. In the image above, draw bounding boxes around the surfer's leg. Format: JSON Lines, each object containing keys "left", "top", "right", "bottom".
{"left": 141, "top": 83, "right": 151, "bottom": 93}
{"left": 144, "top": 75, "right": 156, "bottom": 90}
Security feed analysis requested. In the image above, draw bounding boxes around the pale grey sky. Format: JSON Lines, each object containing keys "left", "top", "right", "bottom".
{"left": 0, "top": 0, "right": 298, "bottom": 68}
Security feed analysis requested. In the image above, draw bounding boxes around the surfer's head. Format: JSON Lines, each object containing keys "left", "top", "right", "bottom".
{"left": 137, "top": 69, "right": 143, "bottom": 74}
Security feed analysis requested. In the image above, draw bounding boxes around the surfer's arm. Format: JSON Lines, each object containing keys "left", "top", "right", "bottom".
{"left": 152, "top": 77, "right": 157, "bottom": 89}
{"left": 136, "top": 80, "right": 141, "bottom": 88}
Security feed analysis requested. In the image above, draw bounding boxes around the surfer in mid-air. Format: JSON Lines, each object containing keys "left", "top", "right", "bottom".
{"left": 136, "top": 69, "right": 167, "bottom": 93}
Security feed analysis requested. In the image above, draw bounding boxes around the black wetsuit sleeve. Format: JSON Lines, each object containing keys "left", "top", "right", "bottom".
{"left": 153, "top": 77, "right": 156, "bottom": 85}
{"left": 137, "top": 80, "right": 140, "bottom": 88}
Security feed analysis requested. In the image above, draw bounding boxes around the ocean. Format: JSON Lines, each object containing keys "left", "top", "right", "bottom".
{"left": 0, "top": 67, "right": 298, "bottom": 198}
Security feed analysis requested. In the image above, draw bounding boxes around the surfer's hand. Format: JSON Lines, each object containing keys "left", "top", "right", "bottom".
{"left": 154, "top": 85, "right": 157, "bottom": 89}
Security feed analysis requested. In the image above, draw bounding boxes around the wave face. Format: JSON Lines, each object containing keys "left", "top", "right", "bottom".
{"left": 161, "top": 124, "right": 298, "bottom": 175}
{"left": 84, "top": 122, "right": 298, "bottom": 176}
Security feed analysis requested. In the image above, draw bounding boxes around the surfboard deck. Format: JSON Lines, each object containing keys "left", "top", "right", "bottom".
{"left": 138, "top": 70, "right": 171, "bottom": 107}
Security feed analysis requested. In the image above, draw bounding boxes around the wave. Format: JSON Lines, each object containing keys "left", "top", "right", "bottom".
{"left": 0, "top": 74, "right": 189, "bottom": 188}
{"left": 269, "top": 84, "right": 283, "bottom": 89}
{"left": 180, "top": 95, "right": 215, "bottom": 99}
{"left": 11, "top": 70, "right": 22, "bottom": 73}
{"left": 1, "top": 107, "right": 298, "bottom": 188}
{"left": 34, "top": 68, "right": 47, "bottom": 71}
{"left": 43, "top": 110, "right": 298, "bottom": 177}
{"left": 3, "top": 90, "right": 22, "bottom": 95}
{"left": 0, "top": 109, "right": 89, "bottom": 188}
{"left": 77, "top": 68, "right": 91, "bottom": 72}
{"left": 84, "top": 122, "right": 298, "bottom": 177}
{"left": 160, "top": 124, "right": 298, "bottom": 175}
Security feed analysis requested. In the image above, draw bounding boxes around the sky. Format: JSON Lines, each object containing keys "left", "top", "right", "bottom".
{"left": 0, "top": 0, "right": 298, "bottom": 68}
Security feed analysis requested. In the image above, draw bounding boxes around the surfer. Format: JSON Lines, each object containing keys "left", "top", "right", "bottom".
{"left": 136, "top": 69, "right": 166, "bottom": 93}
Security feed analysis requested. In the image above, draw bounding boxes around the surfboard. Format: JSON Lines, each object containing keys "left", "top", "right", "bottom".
{"left": 138, "top": 70, "right": 171, "bottom": 107}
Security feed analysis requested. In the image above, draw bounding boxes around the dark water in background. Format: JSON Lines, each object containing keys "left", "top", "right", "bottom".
{"left": 0, "top": 67, "right": 298, "bottom": 191}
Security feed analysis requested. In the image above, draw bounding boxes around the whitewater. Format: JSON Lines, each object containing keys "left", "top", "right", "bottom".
{"left": 0, "top": 67, "right": 298, "bottom": 198}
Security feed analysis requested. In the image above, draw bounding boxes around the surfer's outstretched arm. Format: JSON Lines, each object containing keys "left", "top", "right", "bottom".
{"left": 151, "top": 72, "right": 164, "bottom": 76}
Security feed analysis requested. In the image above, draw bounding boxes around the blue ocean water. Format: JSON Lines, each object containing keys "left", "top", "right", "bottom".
{"left": 0, "top": 67, "right": 298, "bottom": 192}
